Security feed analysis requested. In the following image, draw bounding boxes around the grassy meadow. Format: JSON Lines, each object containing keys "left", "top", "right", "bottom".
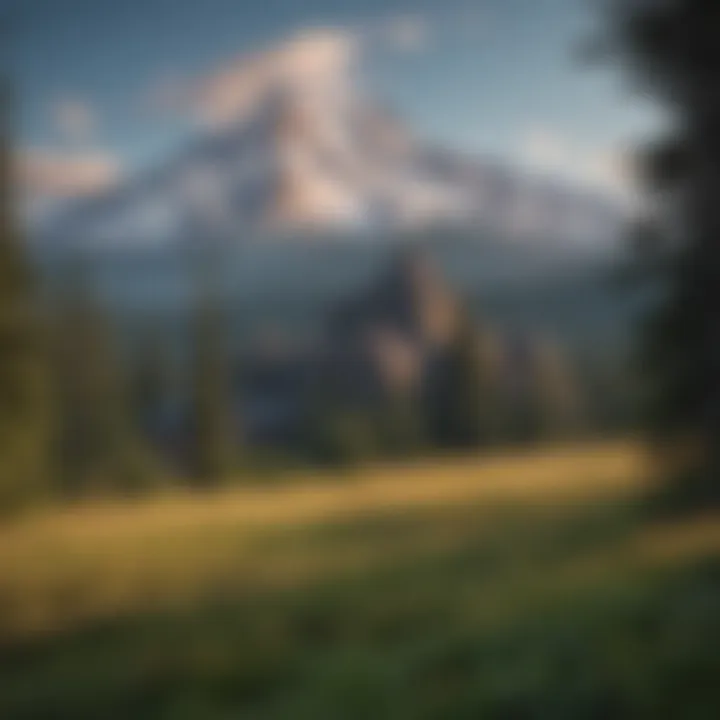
{"left": 1, "top": 441, "right": 719, "bottom": 718}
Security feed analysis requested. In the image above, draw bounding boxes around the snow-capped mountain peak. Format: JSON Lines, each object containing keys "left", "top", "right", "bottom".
{"left": 42, "top": 32, "right": 624, "bottom": 249}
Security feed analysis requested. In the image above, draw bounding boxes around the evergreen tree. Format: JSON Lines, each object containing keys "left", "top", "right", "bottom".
{"left": 428, "top": 315, "right": 500, "bottom": 451}
{"left": 309, "top": 406, "right": 378, "bottom": 468}
{"left": 131, "top": 327, "right": 173, "bottom": 438}
{"left": 302, "top": 363, "right": 380, "bottom": 468}
{"left": 475, "top": 324, "right": 507, "bottom": 445}
{"left": 610, "top": 0, "right": 720, "bottom": 501}
{"left": 580, "top": 354, "right": 638, "bottom": 438}
{"left": 527, "top": 335, "right": 584, "bottom": 443}
{"left": 188, "top": 285, "right": 236, "bottom": 485}
{"left": 0, "top": 80, "right": 49, "bottom": 512}
{"left": 50, "top": 264, "right": 154, "bottom": 496}
{"left": 374, "top": 389, "right": 426, "bottom": 459}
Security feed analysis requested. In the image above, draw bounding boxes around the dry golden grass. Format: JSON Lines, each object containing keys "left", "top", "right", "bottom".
{"left": 3, "top": 440, "right": 712, "bottom": 647}
{"left": 3, "top": 441, "right": 720, "bottom": 720}
{"left": 1, "top": 440, "right": 645, "bottom": 541}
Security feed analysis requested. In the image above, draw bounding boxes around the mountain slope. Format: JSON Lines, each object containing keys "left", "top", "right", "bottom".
{"left": 40, "top": 32, "right": 625, "bottom": 249}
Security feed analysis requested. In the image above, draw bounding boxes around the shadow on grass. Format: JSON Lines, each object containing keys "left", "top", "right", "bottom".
{"left": 1, "top": 496, "right": 718, "bottom": 719}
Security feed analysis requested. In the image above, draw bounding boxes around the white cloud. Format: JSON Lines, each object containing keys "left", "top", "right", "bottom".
{"left": 144, "top": 19, "right": 431, "bottom": 128}
{"left": 382, "top": 15, "right": 430, "bottom": 53}
{"left": 521, "top": 129, "right": 571, "bottom": 172}
{"left": 53, "top": 99, "right": 97, "bottom": 144}
{"left": 186, "top": 28, "right": 358, "bottom": 128}
{"left": 518, "top": 126, "right": 633, "bottom": 197}
{"left": 18, "top": 148, "right": 122, "bottom": 198}
{"left": 583, "top": 151, "right": 633, "bottom": 194}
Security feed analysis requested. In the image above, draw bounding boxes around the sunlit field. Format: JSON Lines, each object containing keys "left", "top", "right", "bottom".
{"left": 2, "top": 441, "right": 719, "bottom": 719}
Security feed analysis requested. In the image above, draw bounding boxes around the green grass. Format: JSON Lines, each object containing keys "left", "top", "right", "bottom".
{"left": 1, "top": 442, "right": 719, "bottom": 719}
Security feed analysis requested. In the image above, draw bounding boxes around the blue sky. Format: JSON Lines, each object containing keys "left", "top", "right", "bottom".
{"left": 6, "top": 0, "right": 661, "bottom": 199}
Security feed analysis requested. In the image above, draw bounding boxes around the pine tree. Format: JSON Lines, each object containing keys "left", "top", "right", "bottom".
{"left": 50, "top": 263, "right": 154, "bottom": 496}
{"left": 475, "top": 324, "right": 507, "bottom": 445}
{"left": 0, "top": 80, "right": 49, "bottom": 512}
{"left": 309, "top": 406, "right": 378, "bottom": 468}
{"left": 428, "top": 315, "right": 500, "bottom": 451}
{"left": 131, "top": 327, "right": 174, "bottom": 438}
{"left": 581, "top": 354, "right": 638, "bottom": 438}
{"left": 528, "top": 335, "right": 584, "bottom": 443}
{"left": 611, "top": 1, "right": 720, "bottom": 501}
{"left": 188, "top": 284, "right": 236, "bottom": 485}
{"left": 374, "top": 389, "right": 426, "bottom": 459}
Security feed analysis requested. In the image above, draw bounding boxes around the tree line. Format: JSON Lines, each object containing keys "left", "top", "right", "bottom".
{"left": 0, "top": 85, "right": 643, "bottom": 514}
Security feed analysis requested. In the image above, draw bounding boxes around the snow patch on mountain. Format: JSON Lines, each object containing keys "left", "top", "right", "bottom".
{"left": 39, "top": 31, "right": 625, "bottom": 249}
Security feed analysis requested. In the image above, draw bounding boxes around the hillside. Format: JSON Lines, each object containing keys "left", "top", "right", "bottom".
{"left": 35, "top": 32, "right": 623, "bottom": 249}
{"left": 1, "top": 442, "right": 719, "bottom": 718}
